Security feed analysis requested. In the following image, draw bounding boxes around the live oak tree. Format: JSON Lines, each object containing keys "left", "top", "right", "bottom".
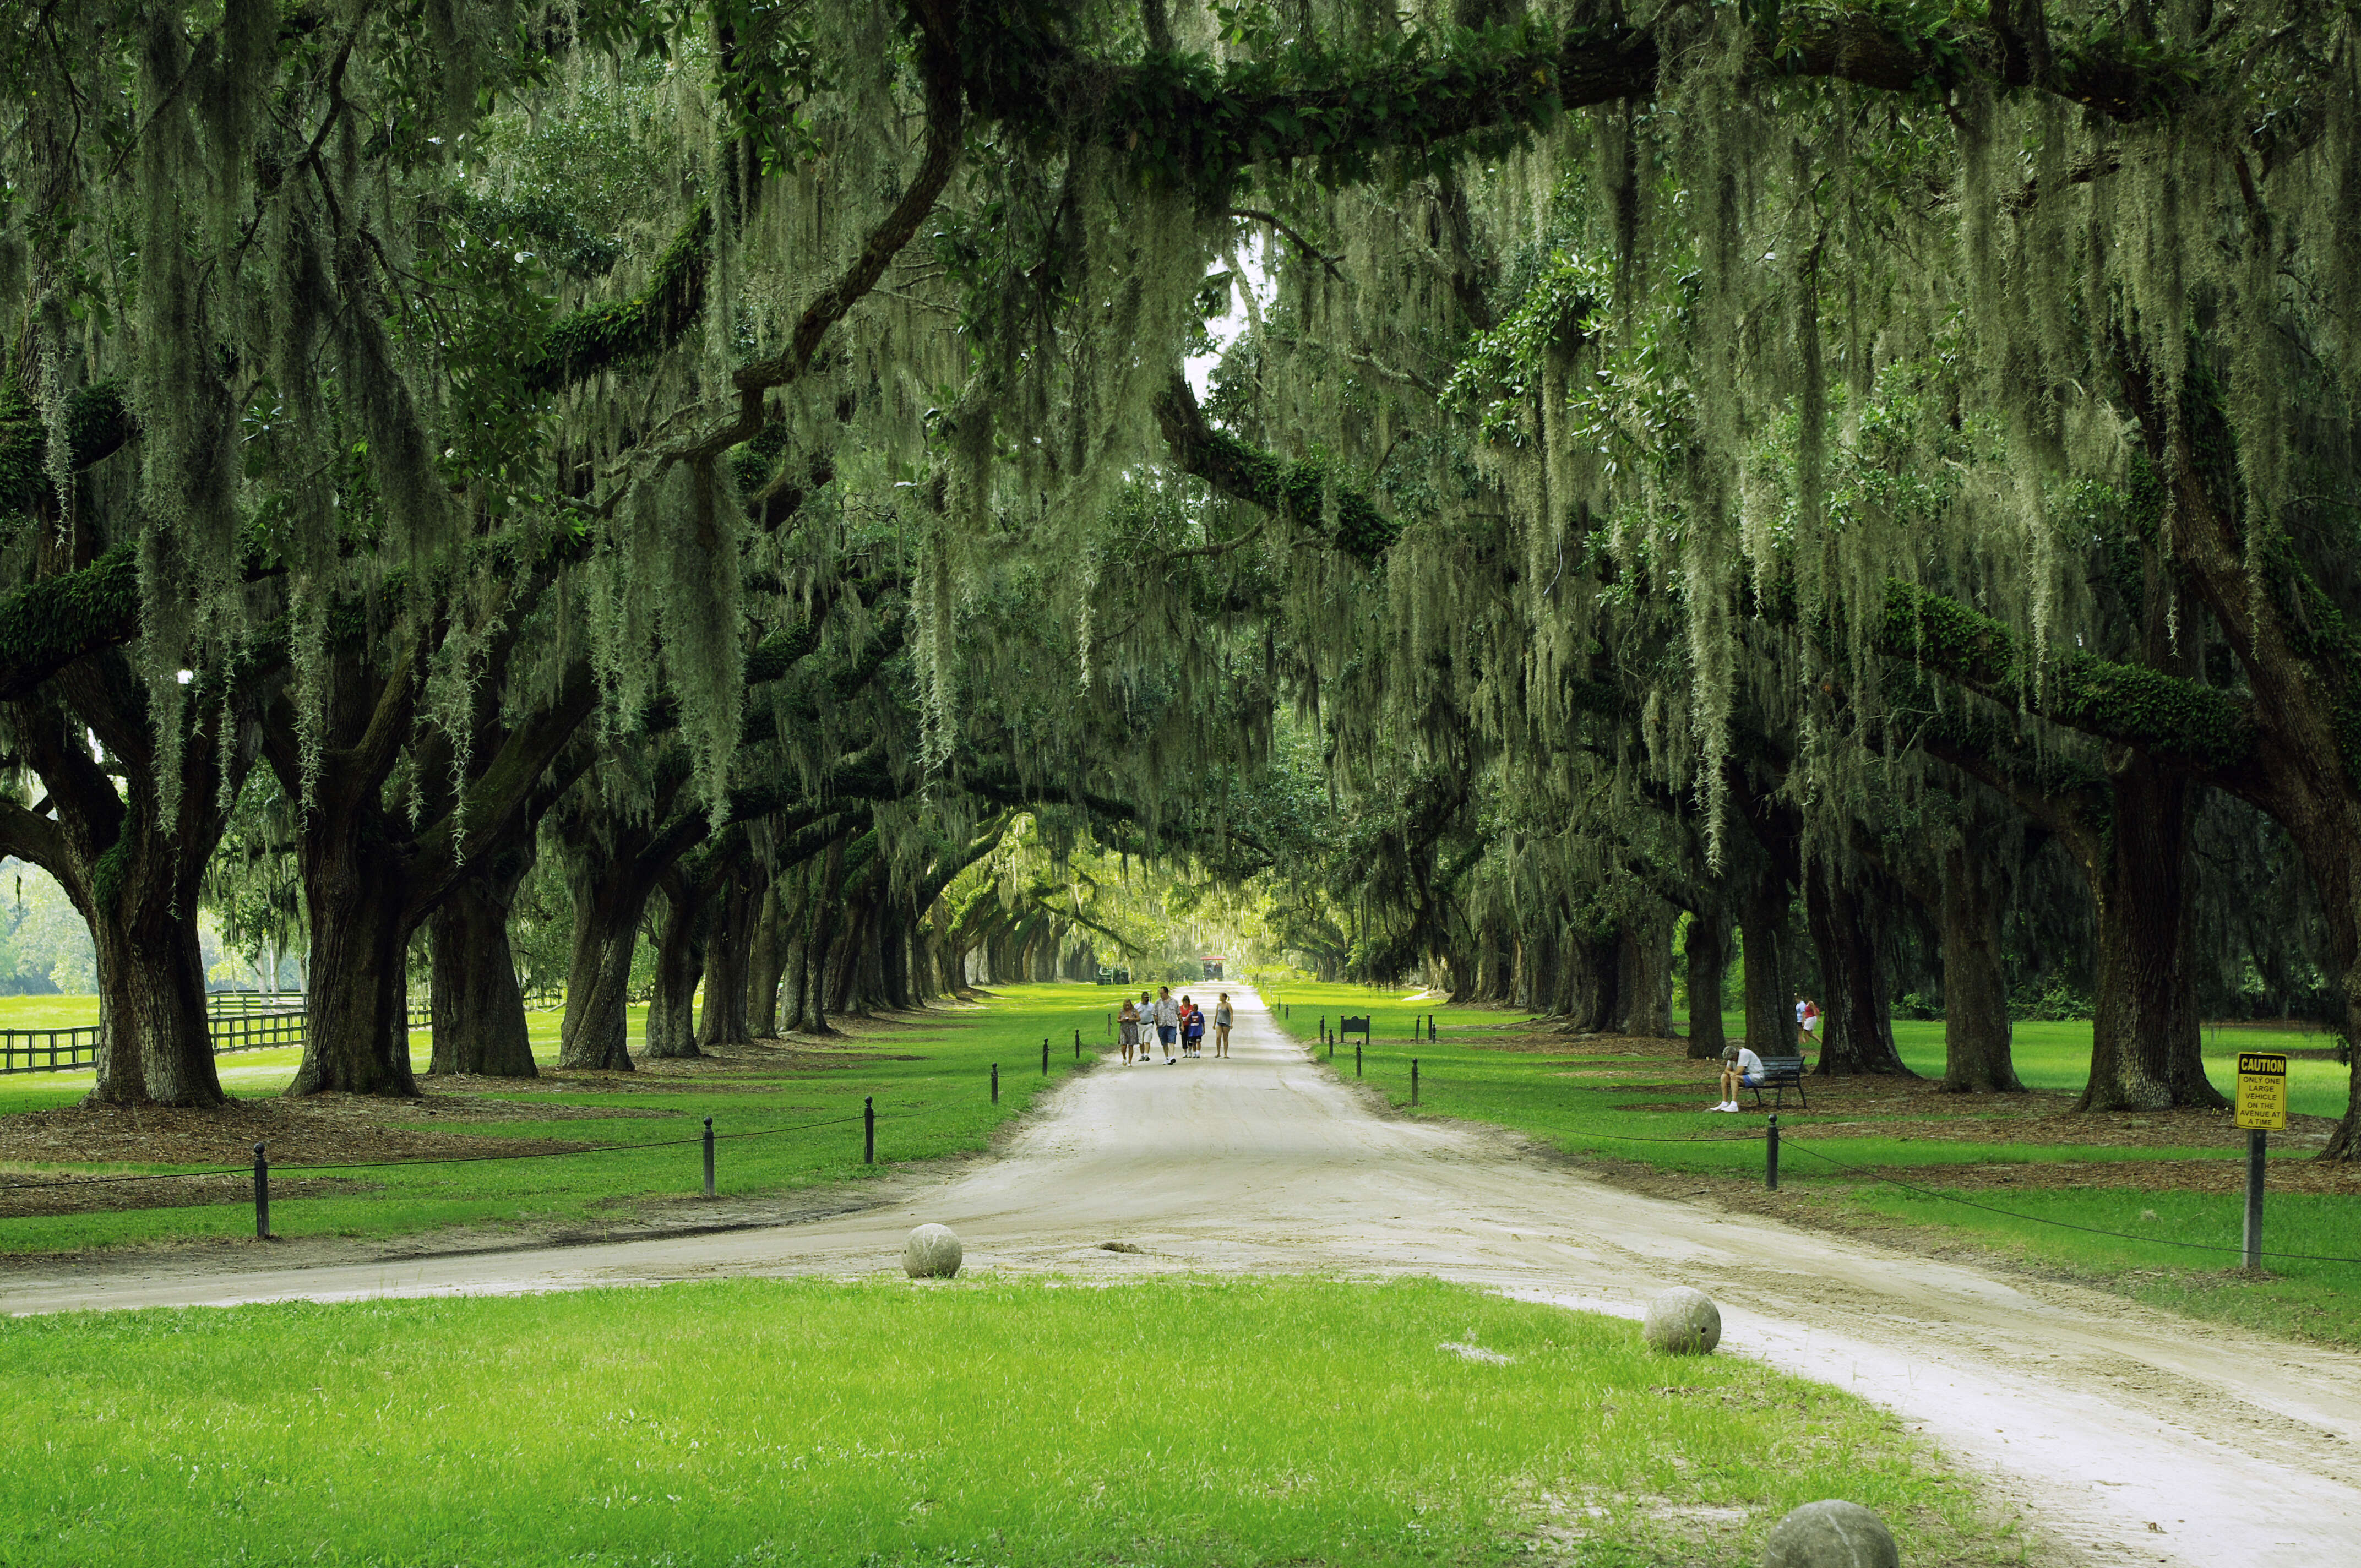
{"left": 12, "top": 0, "right": 2361, "bottom": 1166}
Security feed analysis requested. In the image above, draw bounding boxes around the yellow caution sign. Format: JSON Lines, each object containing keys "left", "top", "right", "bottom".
{"left": 2235, "top": 1053, "right": 2288, "bottom": 1132}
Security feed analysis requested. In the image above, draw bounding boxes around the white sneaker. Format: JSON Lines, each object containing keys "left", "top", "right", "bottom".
{"left": 1722, "top": 1101, "right": 1739, "bottom": 1112}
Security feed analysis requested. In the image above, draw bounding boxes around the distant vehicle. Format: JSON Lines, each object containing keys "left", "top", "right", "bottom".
{"left": 1200, "top": 957, "right": 1224, "bottom": 981}
{"left": 1095, "top": 966, "right": 1134, "bottom": 986}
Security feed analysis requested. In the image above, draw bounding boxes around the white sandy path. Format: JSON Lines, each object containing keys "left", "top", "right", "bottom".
{"left": 6, "top": 992, "right": 2357, "bottom": 1566}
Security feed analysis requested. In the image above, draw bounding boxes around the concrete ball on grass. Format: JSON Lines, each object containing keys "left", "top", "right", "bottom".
{"left": 903, "top": 1224, "right": 964, "bottom": 1279}
{"left": 1762, "top": 1500, "right": 1900, "bottom": 1568}
{"left": 1641, "top": 1287, "right": 1722, "bottom": 1354}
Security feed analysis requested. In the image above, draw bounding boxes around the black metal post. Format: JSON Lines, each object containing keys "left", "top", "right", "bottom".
{"left": 1428, "top": 1014, "right": 1435, "bottom": 1042}
{"left": 1075, "top": 1028, "right": 1081, "bottom": 1060}
{"left": 2244, "top": 1128, "right": 2266, "bottom": 1270}
{"left": 991, "top": 1063, "right": 999, "bottom": 1103}
{"left": 1042, "top": 1036, "right": 1049, "bottom": 1075}
{"left": 1355, "top": 1042, "right": 1362, "bottom": 1078}
{"left": 1766, "top": 1114, "right": 1780, "bottom": 1191}
{"left": 703, "top": 1116, "right": 716, "bottom": 1197}
{"left": 252, "top": 1142, "right": 270, "bottom": 1240}
{"left": 864, "top": 1096, "right": 875, "bottom": 1164}
{"left": 1412, "top": 1058, "right": 1419, "bottom": 1106}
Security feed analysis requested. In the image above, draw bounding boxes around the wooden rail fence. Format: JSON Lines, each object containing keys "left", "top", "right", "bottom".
{"left": 0, "top": 1000, "right": 434, "bottom": 1075}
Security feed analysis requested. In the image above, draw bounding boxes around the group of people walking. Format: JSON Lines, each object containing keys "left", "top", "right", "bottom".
{"left": 1116, "top": 986, "right": 1232, "bottom": 1064}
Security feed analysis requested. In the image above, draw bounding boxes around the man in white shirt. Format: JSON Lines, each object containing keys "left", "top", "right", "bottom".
{"left": 1714, "top": 1043, "right": 1764, "bottom": 1112}
{"left": 1153, "top": 987, "right": 1181, "bottom": 1063}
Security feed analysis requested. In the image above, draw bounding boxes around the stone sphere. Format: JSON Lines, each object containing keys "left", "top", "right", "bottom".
{"left": 1641, "top": 1286, "right": 1722, "bottom": 1354}
{"left": 1762, "top": 1501, "right": 1900, "bottom": 1568}
{"left": 902, "top": 1223, "right": 964, "bottom": 1279}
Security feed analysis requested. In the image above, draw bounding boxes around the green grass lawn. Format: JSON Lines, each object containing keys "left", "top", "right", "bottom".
{"left": 1691, "top": 1009, "right": 2341, "bottom": 1119}
{"left": 0, "top": 986, "right": 1113, "bottom": 1256}
{"left": 0, "top": 995, "right": 106, "bottom": 1031}
{"left": 0, "top": 1275, "right": 2020, "bottom": 1568}
{"left": 1266, "top": 983, "right": 2361, "bottom": 1348}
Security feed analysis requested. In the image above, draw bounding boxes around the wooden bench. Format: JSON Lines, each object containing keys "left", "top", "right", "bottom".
{"left": 1746, "top": 1054, "right": 1809, "bottom": 1109}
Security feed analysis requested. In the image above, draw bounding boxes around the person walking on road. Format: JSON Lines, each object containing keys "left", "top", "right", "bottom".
{"left": 1118, "top": 998, "right": 1140, "bottom": 1065}
{"left": 1182, "top": 997, "right": 1205, "bottom": 1058}
{"left": 1213, "top": 993, "right": 1233, "bottom": 1057}
{"left": 1154, "top": 987, "right": 1180, "bottom": 1063}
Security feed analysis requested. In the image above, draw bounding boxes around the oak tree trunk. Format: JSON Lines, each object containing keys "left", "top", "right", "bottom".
{"left": 644, "top": 878, "right": 706, "bottom": 1059}
{"left": 1808, "top": 861, "right": 1913, "bottom": 1076}
{"left": 2079, "top": 759, "right": 2222, "bottom": 1110}
{"left": 1937, "top": 837, "right": 2022, "bottom": 1092}
{"left": 557, "top": 865, "right": 648, "bottom": 1072}
{"left": 1683, "top": 909, "right": 1728, "bottom": 1060}
{"left": 289, "top": 807, "right": 417, "bottom": 1097}
{"left": 89, "top": 878, "right": 223, "bottom": 1108}
{"left": 746, "top": 880, "right": 785, "bottom": 1037}
{"left": 780, "top": 839, "right": 847, "bottom": 1035}
{"left": 428, "top": 861, "right": 538, "bottom": 1078}
{"left": 696, "top": 869, "right": 755, "bottom": 1048}
{"left": 1737, "top": 873, "right": 1797, "bottom": 1058}
{"left": 1558, "top": 926, "right": 1620, "bottom": 1032}
{"left": 1617, "top": 905, "right": 1675, "bottom": 1037}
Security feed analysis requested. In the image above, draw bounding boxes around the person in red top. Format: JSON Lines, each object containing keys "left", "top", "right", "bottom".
{"left": 1798, "top": 996, "right": 1821, "bottom": 1049}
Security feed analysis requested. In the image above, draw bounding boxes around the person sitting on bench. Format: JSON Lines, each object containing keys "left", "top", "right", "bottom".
{"left": 1713, "top": 1044, "right": 1763, "bottom": 1113}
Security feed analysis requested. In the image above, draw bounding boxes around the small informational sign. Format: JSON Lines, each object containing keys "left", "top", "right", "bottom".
{"left": 2235, "top": 1053, "right": 2289, "bottom": 1131}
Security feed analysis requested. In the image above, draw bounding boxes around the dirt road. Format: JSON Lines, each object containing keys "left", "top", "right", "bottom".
{"left": 7, "top": 994, "right": 2355, "bottom": 1565}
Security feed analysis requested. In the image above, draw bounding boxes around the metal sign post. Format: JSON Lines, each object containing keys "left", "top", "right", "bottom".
{"left": 2235, "top": 1052, "right": 2288, "bottom": 1271}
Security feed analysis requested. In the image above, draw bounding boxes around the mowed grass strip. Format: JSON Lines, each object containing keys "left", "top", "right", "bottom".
{"left": 1267, "top": 985, "right": 2361, "bottom": 1347}
{"left": 0, "top": 986, "right": 1110, "bottom": 1256}
{"left": 0, "top": 1276, "right": 2011, "bottom": 1568}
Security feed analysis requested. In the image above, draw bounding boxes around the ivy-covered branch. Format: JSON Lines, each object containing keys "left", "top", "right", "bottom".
{"left": 1152, "top": 374, "right": 1399, "bottom": 564}
{"left": 0, "top": 544, "right": 140, "bottom": 704}
{"left": 721, "top": 743, "right": 906, "bottom": 828}
{"left": 0, "top": 380, "right": 135, "bottom": 515}
{"left": 742, "top": 616, "right": 824, "bottom": 684}
{"left": 1042, "top": 9, "right": 2207, "bottom": 194}
{"left": 518, "top": 204, "right": 713, "bottom": 395}
{"left": 1874, "top": 579, "right": 2262, "bottom": 786}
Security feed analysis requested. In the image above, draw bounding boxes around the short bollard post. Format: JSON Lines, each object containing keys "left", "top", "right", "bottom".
{"left": 1042, "top": 1036, "right": 1049, "bottom": 1075}
{"left": 252, "top": 1142, "right": 271, "bottom": 1240}
{"left": 1412, "top": 1058, "right": 1419, "bottom": 1106}
{"left": 2244, "top": 1128, "right": 2267, "bottom": 1271}
{"left": 1074, "top": 1028, "right": 1081, "bottom": 1060}
{"left": 703, "top": 1116, "right": 716, "bottom": 1197}
{"left": 1428, "top": 1014, "right": 1436, "bottom": 1042}
{"left": 864, "top": 1096, "right": 875, "bottom": 1165}
{"left": 991, "top": 1063, "right": 999, "bottom": 1103}
{"left": 1356, "top": 1042, "right": 1363, "bottom": 1078}
{"left": 1766, "top": 1114, "right": 1780, "bottom": 1192}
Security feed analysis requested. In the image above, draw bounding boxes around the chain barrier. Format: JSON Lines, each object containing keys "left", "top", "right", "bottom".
{"left": 0, "top": 1112, "right": 874, "bottom": 1193}
{"left": 1775, "top": 1138, "right": 2361, "bottom": 1267}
